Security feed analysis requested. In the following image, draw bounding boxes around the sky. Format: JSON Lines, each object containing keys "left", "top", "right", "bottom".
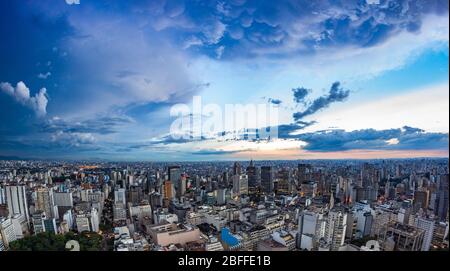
{"left": 0, "top": 0, "right": 448, "bottom": 161}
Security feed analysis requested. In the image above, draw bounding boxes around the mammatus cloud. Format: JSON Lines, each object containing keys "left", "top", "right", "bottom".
{"left": 135, "top": 0, "right": 449, "bottom": 59}
{"left": 0, "top": 81, "right": 48, "bottom": 117}
{"left": 293, "top": 82, "right": 350, "bottom": 122}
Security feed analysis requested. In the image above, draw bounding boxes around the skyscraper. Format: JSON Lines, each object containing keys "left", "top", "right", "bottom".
{"left": 168, "top": 166, "right": 182, "bottom": 198}
{"left": 246, "top": 160, "right": 257, "bottom": 190}
{"left": 413, "top": 190, "right": 429, "bottom": 211}
{"left": 298, "top": 164, "right": 311, "bottom": 184}
{"left": 36, "top": 187, "right": 56, "bottom": 219}
{"left": 5, "top": 185, "right": 30, "bottom": 224}
{"left": 415, "top": 217, "right": 434, "bottom": 251}
{"left": 327, "top": 207, "right": 348, "bottom": 251}
{"left": 32, "top": 211, "right": 46, "bottom": 234}
{"left": 435, "top": 174, "right": 449, "bottom": 222}
{"left": 0, "top": 217, "right": 17, "bottom": 249}
{"left": 233, "top": 162, "right": 242, "bottom": 176}
{"left": 261, "top": 166, "right": 274, "bottom": 194}
{"left": 114, "top": 188, "right": 126, "bottom": 205}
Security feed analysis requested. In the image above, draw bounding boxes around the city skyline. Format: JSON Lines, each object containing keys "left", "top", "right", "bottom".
{"left": 0, "top": 0, "right": 449, "bottom": 161}
{"left": 1, "top": 158, "right": 448, "bottom": 251}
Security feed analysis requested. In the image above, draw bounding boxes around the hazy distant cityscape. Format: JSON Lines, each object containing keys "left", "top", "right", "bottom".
{"left": 0, "top": 158, "right": 448, "bottom": 251}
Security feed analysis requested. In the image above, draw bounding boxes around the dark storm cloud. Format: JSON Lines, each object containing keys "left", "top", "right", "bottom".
{"left": 289, "top": 126, "right": 449, "bottom": 152}
{"left": 292, "top": 87, "right": 310, "bottom": 104}
{"left": 293, "top": 82, "right": 350, "bottom": 122}
{"left": 268, "top": 98, "right": 283, "bottom": 105}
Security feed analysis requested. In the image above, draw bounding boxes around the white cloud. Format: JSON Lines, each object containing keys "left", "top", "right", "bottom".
{"left": 65, "top": 0, "right": 80, "bottom": 5}
{"left": 56, "top": 13, "right": 204, "bottom": 119}
{"left": 38, "top": 72, "right": 51, "bottom": 79}
{"left": 0, "top": 81, "right": 49, "bottom": 117}
{"left": 51, "top": 131, "right": 96, "bottom": 146}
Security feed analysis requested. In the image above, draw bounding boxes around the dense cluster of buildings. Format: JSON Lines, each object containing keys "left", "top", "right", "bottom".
{"left": 0, "top": 158, "right": 448, "bottom": 251}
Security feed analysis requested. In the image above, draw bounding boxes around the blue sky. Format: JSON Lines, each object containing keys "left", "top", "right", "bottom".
{"left": 0, "top": 0, "right": 448, "bottom": 161}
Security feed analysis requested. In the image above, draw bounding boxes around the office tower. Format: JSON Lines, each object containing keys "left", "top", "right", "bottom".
{"left": 413, "top": 190, "right": 429, "bottom": 211}
{"left": 378, "top": 222, "right": 425, "bottom": 251}
{"left": 246, "top": 160, "right": 258, "bottom": 191}
{"left": 0, "top": 185, "right": 5, "bottom": 205}
{"left": 300, "top": 181, "right": 317, "bottom": 198}
{"left": 176, "top": 175, "right": 187, "bottom": 198}
{"left": 168, "top": 166, "right": 181, "bottom": 183}
{"left": 35, "top": 187, "right": 56, "bottom": 219}
{"left": 129, "top": 203, "right": 152, "bottom": 221}
{"left": 5, "top": 185, "right": 30, "bottom": 224}
{"left": 114, "top": 188, "right": 126, "bottom": 205}
{"left": 353, "top": 201, "right": 374, "bottom": 238}
{"left": 0, "top": 217, "right": 17, "bottom": 249}
{"left": 232, "top": 174, "right": 248, "bottom": 196}
{"left": 261, "top": 166, "right": 274, "bottom": 194}
{"left": 415, "top": 217, "right": 434, "bottom": 251}
{"left": 216, "top": 188, "right": 227, "bottom": 205}
{"left": 168, "top": 166, "right": 182, "bottom": 198}
{"left": 435, "top": 175, "right": 449, "bottom": 221}
{"left": 128, "top": 186, "right": 144, "bottom": 205}
{"left": 53, "top": 191, "right": 74, "bottom": 207}
{"left": 276, "top": 168, "right": 291, "bottom": 195}
{"left": 298, "top": 164, "right": 311, "bottom": 183}
{"left": 113, "top": 202, "right": 127, "bottom": 222}
{"left": 63, "top": 210, "right": 74, "bottom": 230}
{"left": 233, "top": 162, "right": 242, "bottom": 176}
{"left": 396, "top": 164, "right": 402, "bottom": 178}
{"left": 327, "top": 207, "right": 348, "bottom": 251}
{"left": 32, "top": 211, "right": 46, "bottom": 234}
{"left": 222, "top": 172, "right": 229, "bottom": 186}
{"left": 90, "top": 208, "right": 100, "bottom": 232}
{"left": 163, "top": 180, "right": 174, "bottom": 200}
{"left": 75, "top": 214, "right": 91, "bottom": 233}
{"left": 43, "top": 218, "right": 57, "bottom": 234}
{"left": 297, "top": 209, "right": 324, "bottom": 250}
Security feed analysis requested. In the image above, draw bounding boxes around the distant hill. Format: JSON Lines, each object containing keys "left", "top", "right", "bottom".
{"left": 0, "top": 155, "right": 30, "bottom": 160}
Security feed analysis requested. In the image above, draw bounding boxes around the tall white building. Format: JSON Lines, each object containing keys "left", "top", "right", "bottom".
{"left": 415, "top": 217, "right": 434, "bottom": 251}
{"left": 0, "top": 217, "right": 17, "bottom": 249}
{"left": 90, "top": 208, "right": 100, "bottom": 233}
{"left": 75, "top": 215, "right": 91, "bottom": 233}
{"left": 5, "top": 185, "right": 30, "bottom": 224}
{"left": 53, "top": 191, "right": 73, "bottom": 207}
{"left": 297, "top": 209, "right": 325, "bottom": 250}
{"left": 75, "top": 208, "right": 100, "bottom": 233}
{"left": 232, "top": 174, "right": 248, "bottom": 196}
{"left": 327, "top": 207, "right": 348, "bottom": 251}
{"left": 32, "top": 211, "right": 46, "bottom": 234}
{"left": 0, "top": 185, "right": 6, "bottom": 205}
{"left": 114, "top": 188, "right": 126, "bottom": 205}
